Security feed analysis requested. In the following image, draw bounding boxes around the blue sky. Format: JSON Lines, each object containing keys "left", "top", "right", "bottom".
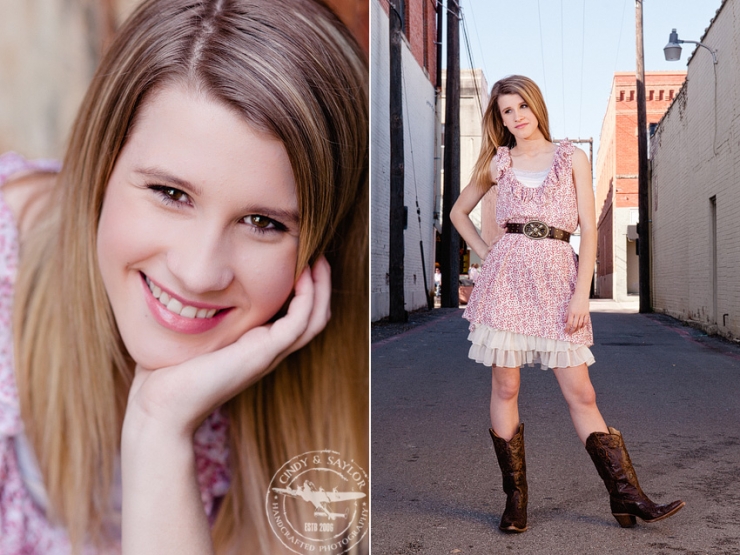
{"left": 455, "top": 0, "right": 723, "bottom": 162}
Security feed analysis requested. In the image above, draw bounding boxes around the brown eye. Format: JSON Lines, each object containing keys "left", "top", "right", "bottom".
{"left": 248, "top": 215, "right": 273, "bottom": 228}
{"left": 164, "top": 188, "right": 186, "bottom": 202}
{"left": 150, "top": 185, "right": 190, "bottom": 205}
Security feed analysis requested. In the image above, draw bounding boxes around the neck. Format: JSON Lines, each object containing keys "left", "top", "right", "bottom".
{"left": 513, "top": 135, "right": 551, "bottom": 155}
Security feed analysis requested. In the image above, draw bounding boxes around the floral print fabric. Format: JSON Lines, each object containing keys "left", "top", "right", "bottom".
{"left": 463, "top": 140, "right": 594, "bottom": 367}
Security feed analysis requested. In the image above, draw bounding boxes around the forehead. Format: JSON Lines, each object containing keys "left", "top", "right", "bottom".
{"left": 497, "top": 93, "right": 526, "bottom": 112}
{"left": 120, "top": 83, "right": 297, "bottom": 205}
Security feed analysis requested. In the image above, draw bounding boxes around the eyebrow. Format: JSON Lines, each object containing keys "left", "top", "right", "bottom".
{"left": 134, "top": 167, "right": 204, "bottom": 196}
{"left": 133, "top": 166, "right": 300, "bottom": 226}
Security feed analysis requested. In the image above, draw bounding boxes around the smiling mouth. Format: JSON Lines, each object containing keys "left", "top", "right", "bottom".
{"left": 144, "top": 275, "right": 220, "bottom": 319}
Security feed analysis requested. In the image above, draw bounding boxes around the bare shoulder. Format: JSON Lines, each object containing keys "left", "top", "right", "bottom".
{"left": 2, "top": 171, "right": 57, "bottom": 237}
{"left": 571, "top": 147, "right": 591, "bottom": 179}
{"left": 572, "top": 146, "right": 589, "bottom": 166}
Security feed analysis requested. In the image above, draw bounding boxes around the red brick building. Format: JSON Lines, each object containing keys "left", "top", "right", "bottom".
{"left": 594, "top": 71, "right": 686, "bottom": 300}
{"left": 378, "top": 0, "right": 437, "bottom": 81}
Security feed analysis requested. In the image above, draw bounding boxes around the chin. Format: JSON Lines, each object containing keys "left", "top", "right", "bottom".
{"left": 124, "top": 329, "right": 241, "bottom": 371}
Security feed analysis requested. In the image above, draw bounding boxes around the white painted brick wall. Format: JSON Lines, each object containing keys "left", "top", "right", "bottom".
{"left": 371, "top": 0, "right": 438, "bottom": 321}
{"left": 651, "top": 0, "right": 740, "bottom": 339}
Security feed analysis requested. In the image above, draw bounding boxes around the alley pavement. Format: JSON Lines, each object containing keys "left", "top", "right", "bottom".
{"left": 371, "top": 301, "right": 740, "bottom": 555}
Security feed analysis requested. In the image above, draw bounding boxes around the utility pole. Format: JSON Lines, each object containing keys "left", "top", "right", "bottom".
{"left": 440, "top": 0, "right": 460, "bottom": 308}
{"left": 388, "top": 0, "right": 407, "bottom": 322}
{"left": 635, "top": 0, "right": 651, "bottom": 313}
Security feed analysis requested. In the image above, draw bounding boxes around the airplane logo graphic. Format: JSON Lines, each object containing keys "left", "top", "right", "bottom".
{"left": 273, "top": 481, "right": 367, "bottom": 520}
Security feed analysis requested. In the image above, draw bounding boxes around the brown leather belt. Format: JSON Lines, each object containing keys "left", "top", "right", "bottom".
{"left": 506, "top": 221, "right": 571, "bottom": 242}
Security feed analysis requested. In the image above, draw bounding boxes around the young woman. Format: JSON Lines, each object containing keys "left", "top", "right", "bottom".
{"left": 450, "top": 75, "right": 683, "bottom": 533}
{"left": 0, "top": 0, "right": 367, "bottom": 553}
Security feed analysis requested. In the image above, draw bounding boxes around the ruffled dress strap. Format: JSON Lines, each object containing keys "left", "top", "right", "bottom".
{"left": 492, "top": 147, "right": 511, "bottom": 183}
{"left": 555, "top": 139, "right": 576, "bottom": 176}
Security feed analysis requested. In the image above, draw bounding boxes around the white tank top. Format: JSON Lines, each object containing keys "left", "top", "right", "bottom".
{"left": 512, "top": 167, "right": 549, "bottom": 188}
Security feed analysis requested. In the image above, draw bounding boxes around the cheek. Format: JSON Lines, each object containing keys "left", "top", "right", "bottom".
{"left": 241, "top": 248, "right": 299, "bottom": 319}
{"left": 231, "top": 240, "right": 298, "bottom": 327}
{"left": 97, "top": 193, "right": 130, "bottom": 293}
{"left": 97, "top": 195, "right": 158, "bottom": 291}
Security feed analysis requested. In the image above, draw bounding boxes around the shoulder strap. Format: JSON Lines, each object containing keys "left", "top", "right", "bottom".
{"left": 492, "top": 147, "right": 510, "bottom": 181}
{"left": 0, "top": 152, "right": 61, "bottom": 188}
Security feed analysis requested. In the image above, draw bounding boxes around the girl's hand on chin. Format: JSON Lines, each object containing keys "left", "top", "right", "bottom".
{"left": 124, "top": 256, "right": 332, "bottom": 436}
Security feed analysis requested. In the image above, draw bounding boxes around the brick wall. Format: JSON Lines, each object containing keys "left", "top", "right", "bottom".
{"left": 651, "top": 0, "right": 739, "bottom": 340}
{"left": 593, "top": 70, "right": 686, "bottom": 300}
{"left": 371, "top": 0, "right": 438, "bottom": 320}
{"left": 379, "top": 0, "right": 437, "bottom": 84}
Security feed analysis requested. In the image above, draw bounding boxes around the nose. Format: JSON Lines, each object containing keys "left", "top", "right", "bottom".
{"left": 166, "top": 222, "right": 234, "bottom": 295}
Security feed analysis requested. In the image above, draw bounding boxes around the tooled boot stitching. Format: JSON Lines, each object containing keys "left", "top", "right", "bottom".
{"left": 490, "top": 424, "right": 528, "bottom": 533}
{"left": 586, "top": 427, "right": 685, "bottom": 526}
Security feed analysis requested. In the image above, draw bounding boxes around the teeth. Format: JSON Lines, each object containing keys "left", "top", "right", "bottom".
{"left": 145, "top": 276, "right": 220, "bottom": 319}
{"left": 181, "top": 306, "right": 198, "bottom": 318}
{"left": 166, "top": 298, "right": 183, "bottom": 313}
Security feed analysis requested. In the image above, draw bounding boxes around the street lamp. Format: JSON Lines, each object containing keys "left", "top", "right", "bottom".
{"left": 664, "top": 28, "right": 717, "bottom": 64}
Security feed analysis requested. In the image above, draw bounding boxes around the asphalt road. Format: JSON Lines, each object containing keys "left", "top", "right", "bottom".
{"left": 371, "top": 302, "right": 740, "bottom": 555}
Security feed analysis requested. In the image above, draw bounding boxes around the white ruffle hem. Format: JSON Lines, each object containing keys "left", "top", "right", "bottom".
{"left": 467, "top": 324, "right": 595, "bottom": 370}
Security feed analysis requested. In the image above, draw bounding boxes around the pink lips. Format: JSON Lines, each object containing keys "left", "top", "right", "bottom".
{"left": 141, "top": 273, "right": 231, "bottom": 334}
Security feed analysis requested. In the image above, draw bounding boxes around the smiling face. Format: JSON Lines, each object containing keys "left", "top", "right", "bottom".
{"left": 97, "top": 84, "right": 300, "bottom": 370}
{"left": 497, "top": 93, "right": 545, "bottom": 143}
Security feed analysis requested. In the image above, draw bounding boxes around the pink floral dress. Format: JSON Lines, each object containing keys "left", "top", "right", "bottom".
{"left": 0, "top": 152, "right": 231, "bottom": 553}
{"left": 463, "top": 140, "right": 595, "bottom": 370}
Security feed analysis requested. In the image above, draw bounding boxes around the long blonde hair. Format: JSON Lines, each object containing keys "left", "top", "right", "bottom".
{"left": 472, "top": 75, "right": 551, "bottom": 191}
{"left": 13, "top": 0, "right": 368, "bottom": 552}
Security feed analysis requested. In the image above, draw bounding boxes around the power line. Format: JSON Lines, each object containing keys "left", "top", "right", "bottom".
{"left": 460, "top": 6, "right": 483, "bottom": 117}
{"left": 536, "top": 0, "right": 549, "bottom": 99}
{"left": 614, "top": 0, "right": 628, "bottom": 74}
{"left": 560, "top": 0, "right": 566, "bottom": 134}
{"left": 461, "top": 0, "right": 488, "bottom": 78}
{"left": 578, "top": 0, "right": 586, "bottom": 137}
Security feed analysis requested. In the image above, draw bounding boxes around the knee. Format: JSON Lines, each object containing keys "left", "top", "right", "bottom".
{"left": 565, "top": 382, "right": 598, "bottom": 409}
{"left": 492, "top": 373, "right": 520, "bottom": 402}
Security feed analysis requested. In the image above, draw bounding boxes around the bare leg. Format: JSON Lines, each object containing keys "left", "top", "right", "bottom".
{"left": 490, "top": 366, "right": 521, "bottom": 441}
{"left": 553, "top": 363, "right": 608, "bottom": 444}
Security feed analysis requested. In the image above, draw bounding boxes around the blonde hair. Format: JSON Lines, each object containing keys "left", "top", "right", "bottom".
{"left": 13, "top": 0, "right": 368, "bottom": 552}
{"left": 472, "top": 75, "right": 551, "bottom": 191}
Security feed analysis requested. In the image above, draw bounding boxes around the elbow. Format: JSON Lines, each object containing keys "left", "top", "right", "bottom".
{"left": 450, "top": 205, "right": 463, "bottom": 227}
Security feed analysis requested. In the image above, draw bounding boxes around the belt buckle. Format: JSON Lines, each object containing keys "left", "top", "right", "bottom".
{"left": 523, "top": 220, "right": 549, "bottom": 240}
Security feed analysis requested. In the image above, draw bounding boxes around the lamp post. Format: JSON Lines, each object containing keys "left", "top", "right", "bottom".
{"left": 664, "top": 28, "right": 718, "bottom": 64}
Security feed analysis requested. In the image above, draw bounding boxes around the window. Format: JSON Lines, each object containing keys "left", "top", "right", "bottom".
{"left": 629, "top": 90, "right": 634, "bottom": 101}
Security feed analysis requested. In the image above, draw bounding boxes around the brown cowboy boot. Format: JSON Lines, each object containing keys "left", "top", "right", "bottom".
{"left": 489, "top": 423, "right": 528, "bottom": 533}
{"left": 585, "top": 427, "right": 685, "bottom": 527}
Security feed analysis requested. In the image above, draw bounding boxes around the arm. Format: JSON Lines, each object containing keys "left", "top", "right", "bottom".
{"left": 121, "top": 258, "right": 332, "bottom": 555}
{"left": 450, "top": 180, "right": 494, "bottom": 260}
{"left": 565, "top": 148, "right": 596, "bottom": 334}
